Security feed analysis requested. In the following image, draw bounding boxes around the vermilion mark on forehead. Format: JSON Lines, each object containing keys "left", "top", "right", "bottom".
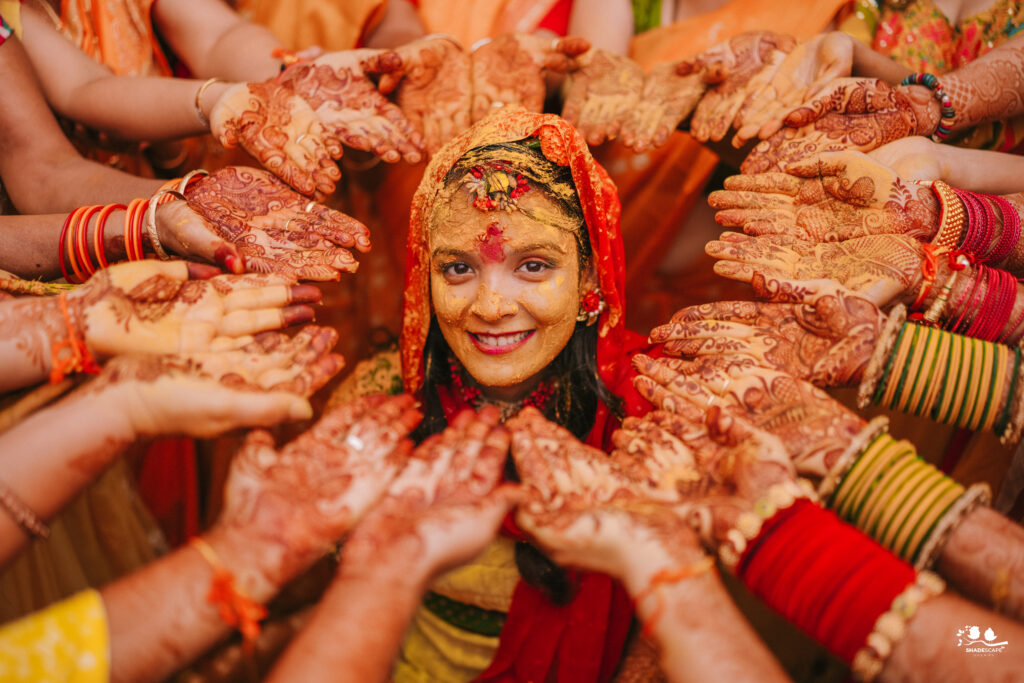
{"left": 477, "top": 222, "right": 506, "bottom": 263}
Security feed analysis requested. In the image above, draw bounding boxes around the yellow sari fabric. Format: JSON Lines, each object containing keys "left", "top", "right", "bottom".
{"left": 0, "top": 589, "right": 109, "bottom": 682}
{"left": 233, "top": 0, "right": 386, "bottom": 51}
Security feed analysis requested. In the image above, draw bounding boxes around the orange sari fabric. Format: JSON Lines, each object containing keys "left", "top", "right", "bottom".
{"left": 57, "top": 0, "right": 169, "bottom": 75}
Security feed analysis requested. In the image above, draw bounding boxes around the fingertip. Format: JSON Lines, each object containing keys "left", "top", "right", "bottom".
{"left": 289, "top": 284, "right": 323, "bottom": 304}
{"left": 187, "top": 262, "right": 222, "bottom": 280}
{"left": 282, "top": 304, "right": 316, "bottom": 326}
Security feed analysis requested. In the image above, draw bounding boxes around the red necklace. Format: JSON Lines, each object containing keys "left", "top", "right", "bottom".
{"left": 447, "top": 357, "right": 557, "bottom": 417}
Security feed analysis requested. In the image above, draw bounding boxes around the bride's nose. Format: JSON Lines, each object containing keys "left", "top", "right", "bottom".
{"left": 469, "top": 282, "right": 519, "bottom": 321}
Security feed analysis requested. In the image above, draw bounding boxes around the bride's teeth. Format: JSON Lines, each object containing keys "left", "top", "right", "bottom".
{"left": 477, "top": 332, "right": 529, "bottom": 347}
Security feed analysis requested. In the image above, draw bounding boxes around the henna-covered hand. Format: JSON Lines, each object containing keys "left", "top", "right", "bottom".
{"left": 732, "top": 32, "right": 853, "bottom": 147}
{"left": 561, "top": 48, "right": 644, "bottom": 146}
{"left": 689, "top": 31, "right": 797, "bottom": 143}
{"left": 212, "top": 394, "right": 422, "bottom": 590}
{"left": 97, "top": 324, "right": 344, "bottom": 438}
{"left": 648, "top": 276, "right": 886, "bottom": 387}
{"left": 510, "top": 406, "right": 693, "bottom": 585}
{"left": 742, "top": 78, "right": 934, "bottom": 174}
{"left": 470, "top": 34, "right": 590, "bottom": 123}
{"left": 279, "top": 50, "right": 425, "bottom": 164}
{"left": 71, "top": 260, "right": 320, "bottom": 359}
{"left": 710, "top": 151, "right": 940, "bottom": 241}
{"left": 621, "top": 61, "right": 708, "bottom": 152}
{"left": 706, "top": 231, "right": 924, "bottom": 306}
{"left": 210, "top": 82, "right": 342, "bottom": 196}
{"left": 184, "top": 166, "right": 371, "bottom": 281}
{"left": 342, "top": 407, "right": 515, "bottom": 577}
{"left": 366, "top": 37, "right": 472, "bottom": 155}
{"left": 630, "top": 354, "right": 864, "bottom": 480}
{"left": 615, "top": 406, "right": 801, "bottom": 556}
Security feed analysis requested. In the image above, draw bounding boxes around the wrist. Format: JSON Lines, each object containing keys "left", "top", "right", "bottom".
{"left": 899, "top": 84, "right": 941, "bottom": 137}
{"left": 619, "top": 522, "right": 706, "bottom": 597}
{"left": 201, "top": 524, "right": 283, "bottom": 604}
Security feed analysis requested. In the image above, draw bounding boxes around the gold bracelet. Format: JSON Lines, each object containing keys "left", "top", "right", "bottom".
{"left": 145, "top": 190, "right": 186, "bottom": 260}
{"left": 930, "top": 180, "right": 966, "bottom": 252}
{"left": 194, "top": 78, "right": 223, "bottom": 129}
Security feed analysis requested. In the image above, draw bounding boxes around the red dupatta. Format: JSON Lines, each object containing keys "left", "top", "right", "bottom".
{"left": 401, "top": 108, "right": 655, "bottom": 682}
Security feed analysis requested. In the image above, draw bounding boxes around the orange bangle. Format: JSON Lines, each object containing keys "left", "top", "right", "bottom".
{"left": 75, "top": 205, "right": 103, "bottom": 280}
{"left": 64, "top": 207, "right": 90, "bottom": 284}
{"left": 93, "top": 204, "right": 126, "bottom": 270}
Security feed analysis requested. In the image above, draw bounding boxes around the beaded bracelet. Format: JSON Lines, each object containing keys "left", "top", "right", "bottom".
{"left": 852, "top": 571, "right": 945, "bottom": 681}
{"left": 929, "top": 181, "right": 966, "bottom": 252}
{"left": 828, "top": 431, "right": 987, "bottom": 567}
{"left": 718, "top": 479, "right": 817, "bottom": 569}
{"left": 0, "top": 478, "right": 50, "bottom": 539}
{"left": 900, "top": 73, "right": 956, "bottom": 141}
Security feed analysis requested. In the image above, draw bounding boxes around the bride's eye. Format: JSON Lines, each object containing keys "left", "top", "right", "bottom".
{"left": 441, "top": 261, "right": 474, "bottom": 279}
{"left": 517, "top": 259, "right": 552, "bottom": 275}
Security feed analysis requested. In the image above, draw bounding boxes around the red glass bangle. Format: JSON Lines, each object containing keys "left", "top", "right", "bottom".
{"left": 58, "top": 210, "right": 77, "bottom": 283}
{"left": 987, "top": 195, "right": 1022, "bottom": 263}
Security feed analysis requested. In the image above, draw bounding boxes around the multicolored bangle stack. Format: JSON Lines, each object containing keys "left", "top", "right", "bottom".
{"left": 823, "top": 429, "right": 990, "bottom": 568}
{"left": 58, "top": 204, "right": 128, "bottom": 284}
{"left": 735, "top": 498, "right": 944, "bottom": 681}
{"left": 900, "top": 72, "right": 955, "bottom": 141}
{"left": 59, "top": 173, "right": 208, "bottom": 281}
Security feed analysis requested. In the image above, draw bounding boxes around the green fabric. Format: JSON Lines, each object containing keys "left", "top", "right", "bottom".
{"left": 422, "top": 590, "right": 507, "bottom": 637}
{"left": 632, "top": 0, "right": 663, "bottom": 34}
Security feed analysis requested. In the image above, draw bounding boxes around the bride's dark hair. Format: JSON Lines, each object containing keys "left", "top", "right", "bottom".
{"left": 413, "top": 139, "right": 622, "bottom": 603}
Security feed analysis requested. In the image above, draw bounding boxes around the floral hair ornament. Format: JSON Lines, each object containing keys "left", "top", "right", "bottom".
{"left": 577, "top": 287, "right": 605, "bottom": 323}
{"left": 464, "top": 160, "right": 532, "bottom": 212}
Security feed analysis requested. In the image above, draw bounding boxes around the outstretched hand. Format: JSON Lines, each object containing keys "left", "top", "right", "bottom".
{"left": 184, "top": 166, "right": 371, "bottom": 281}
{"left": 341, "top": 406, "right": 515, "bottom": 578}
{"left": 213, "top": 394, "right": 422, "bottom": 590}
{"left": 470, "top": 34, "right": 590, "bottom": 122}
{"left": 71, "top": 260, "right": 320, "bottom": 359}
{"left": 648, "top": 275, "right": 886, "bottom": 387}
{"left": 210, "top": 82, "right": 342, "bottom": 196}
{"left": 561, "top": 48, "right": 645, "bottom": 146}
{"left": 710, "top": 151, "right": 940, "bottom": 242}
{"left": 280, "top": 50, "right": 425, "bottom": 164}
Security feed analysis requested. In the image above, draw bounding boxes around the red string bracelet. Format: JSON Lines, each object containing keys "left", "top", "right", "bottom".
{"left": 50, "top": 292, "right": 101, "bottom": 384}
{"left": 189, "top": 537, "right": 267, "bottom": 652}
{"left": 634, "top": 557, "right": 715, "bottom": 638}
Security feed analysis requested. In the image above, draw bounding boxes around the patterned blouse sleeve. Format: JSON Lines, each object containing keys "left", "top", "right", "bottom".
{"left": 0, "top": 589, "right": 110, "bottom": 682}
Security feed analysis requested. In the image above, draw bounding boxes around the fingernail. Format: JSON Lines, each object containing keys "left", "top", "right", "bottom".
{"left": 283, "top": 304, "right": 316, "bottom": 326}
{"left": 290, "top": 284, "right": 323, "bottom": 304}
{"left": 289, "top": 399, "right": 313, "bottom": 420}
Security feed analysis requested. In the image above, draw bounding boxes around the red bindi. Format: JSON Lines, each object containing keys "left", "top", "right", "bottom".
{"left": 477, "top": 222, "right": 506, "bottom": 263}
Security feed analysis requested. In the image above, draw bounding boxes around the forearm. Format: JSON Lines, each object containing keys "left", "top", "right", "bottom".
{"left": 850, "top": 37, "right": 913, "bottom": 82}
{"left": 942, "top": 35, "right": 1024, "bottom": 132}
{"left": 54, "top": 76, "right": 232, "bottom": 141}
{"left": 0, "top": 208, "right": 136, "bottom": 281}
{"left": 937, "top": 506, "right": 1024, "bottom": 622}
{"left": 0, "top": 385, "right": 136, "bottom": 564}
{"left": 267, "top": 563, "right": 428, "bottom": 682}
{"left": 362, "top": 0, "right": 426, "bottom": 50}
{"left": 0, "top": 296, "right": 65, "bottom": 391}
{"left": 152, "top": 0, "right": 281, "bottom": 82}
{"left": 883, "top": 593, "right": 1024, "bottom": 683}
{"left": 620, "top": 534, "right": 788, "bottom": 683}
{"left": 104, "top": 525, "right": 279, "bottom": 683}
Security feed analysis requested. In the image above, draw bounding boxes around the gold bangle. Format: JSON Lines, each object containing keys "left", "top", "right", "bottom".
{"left": 145, "top": 190, "right": 186, "bottom": 260}
{"left": 930, "top": 180, "right": 966, "bottom": 252}
{"left": 859, "top": 305, "right": 907, "bottom": 409}
{"left": 914, "top": 483, "right": 990, "bottom": 570}
{"left": 194, "top": 78, "right": 223, "bottom": 129}
{"left": 819, "top": 417, "right": 890, "bottom": 501}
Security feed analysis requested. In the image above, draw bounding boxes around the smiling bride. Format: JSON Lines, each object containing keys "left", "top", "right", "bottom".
{"left": 328, "top": 107, "right": 665, "bottom": 682}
